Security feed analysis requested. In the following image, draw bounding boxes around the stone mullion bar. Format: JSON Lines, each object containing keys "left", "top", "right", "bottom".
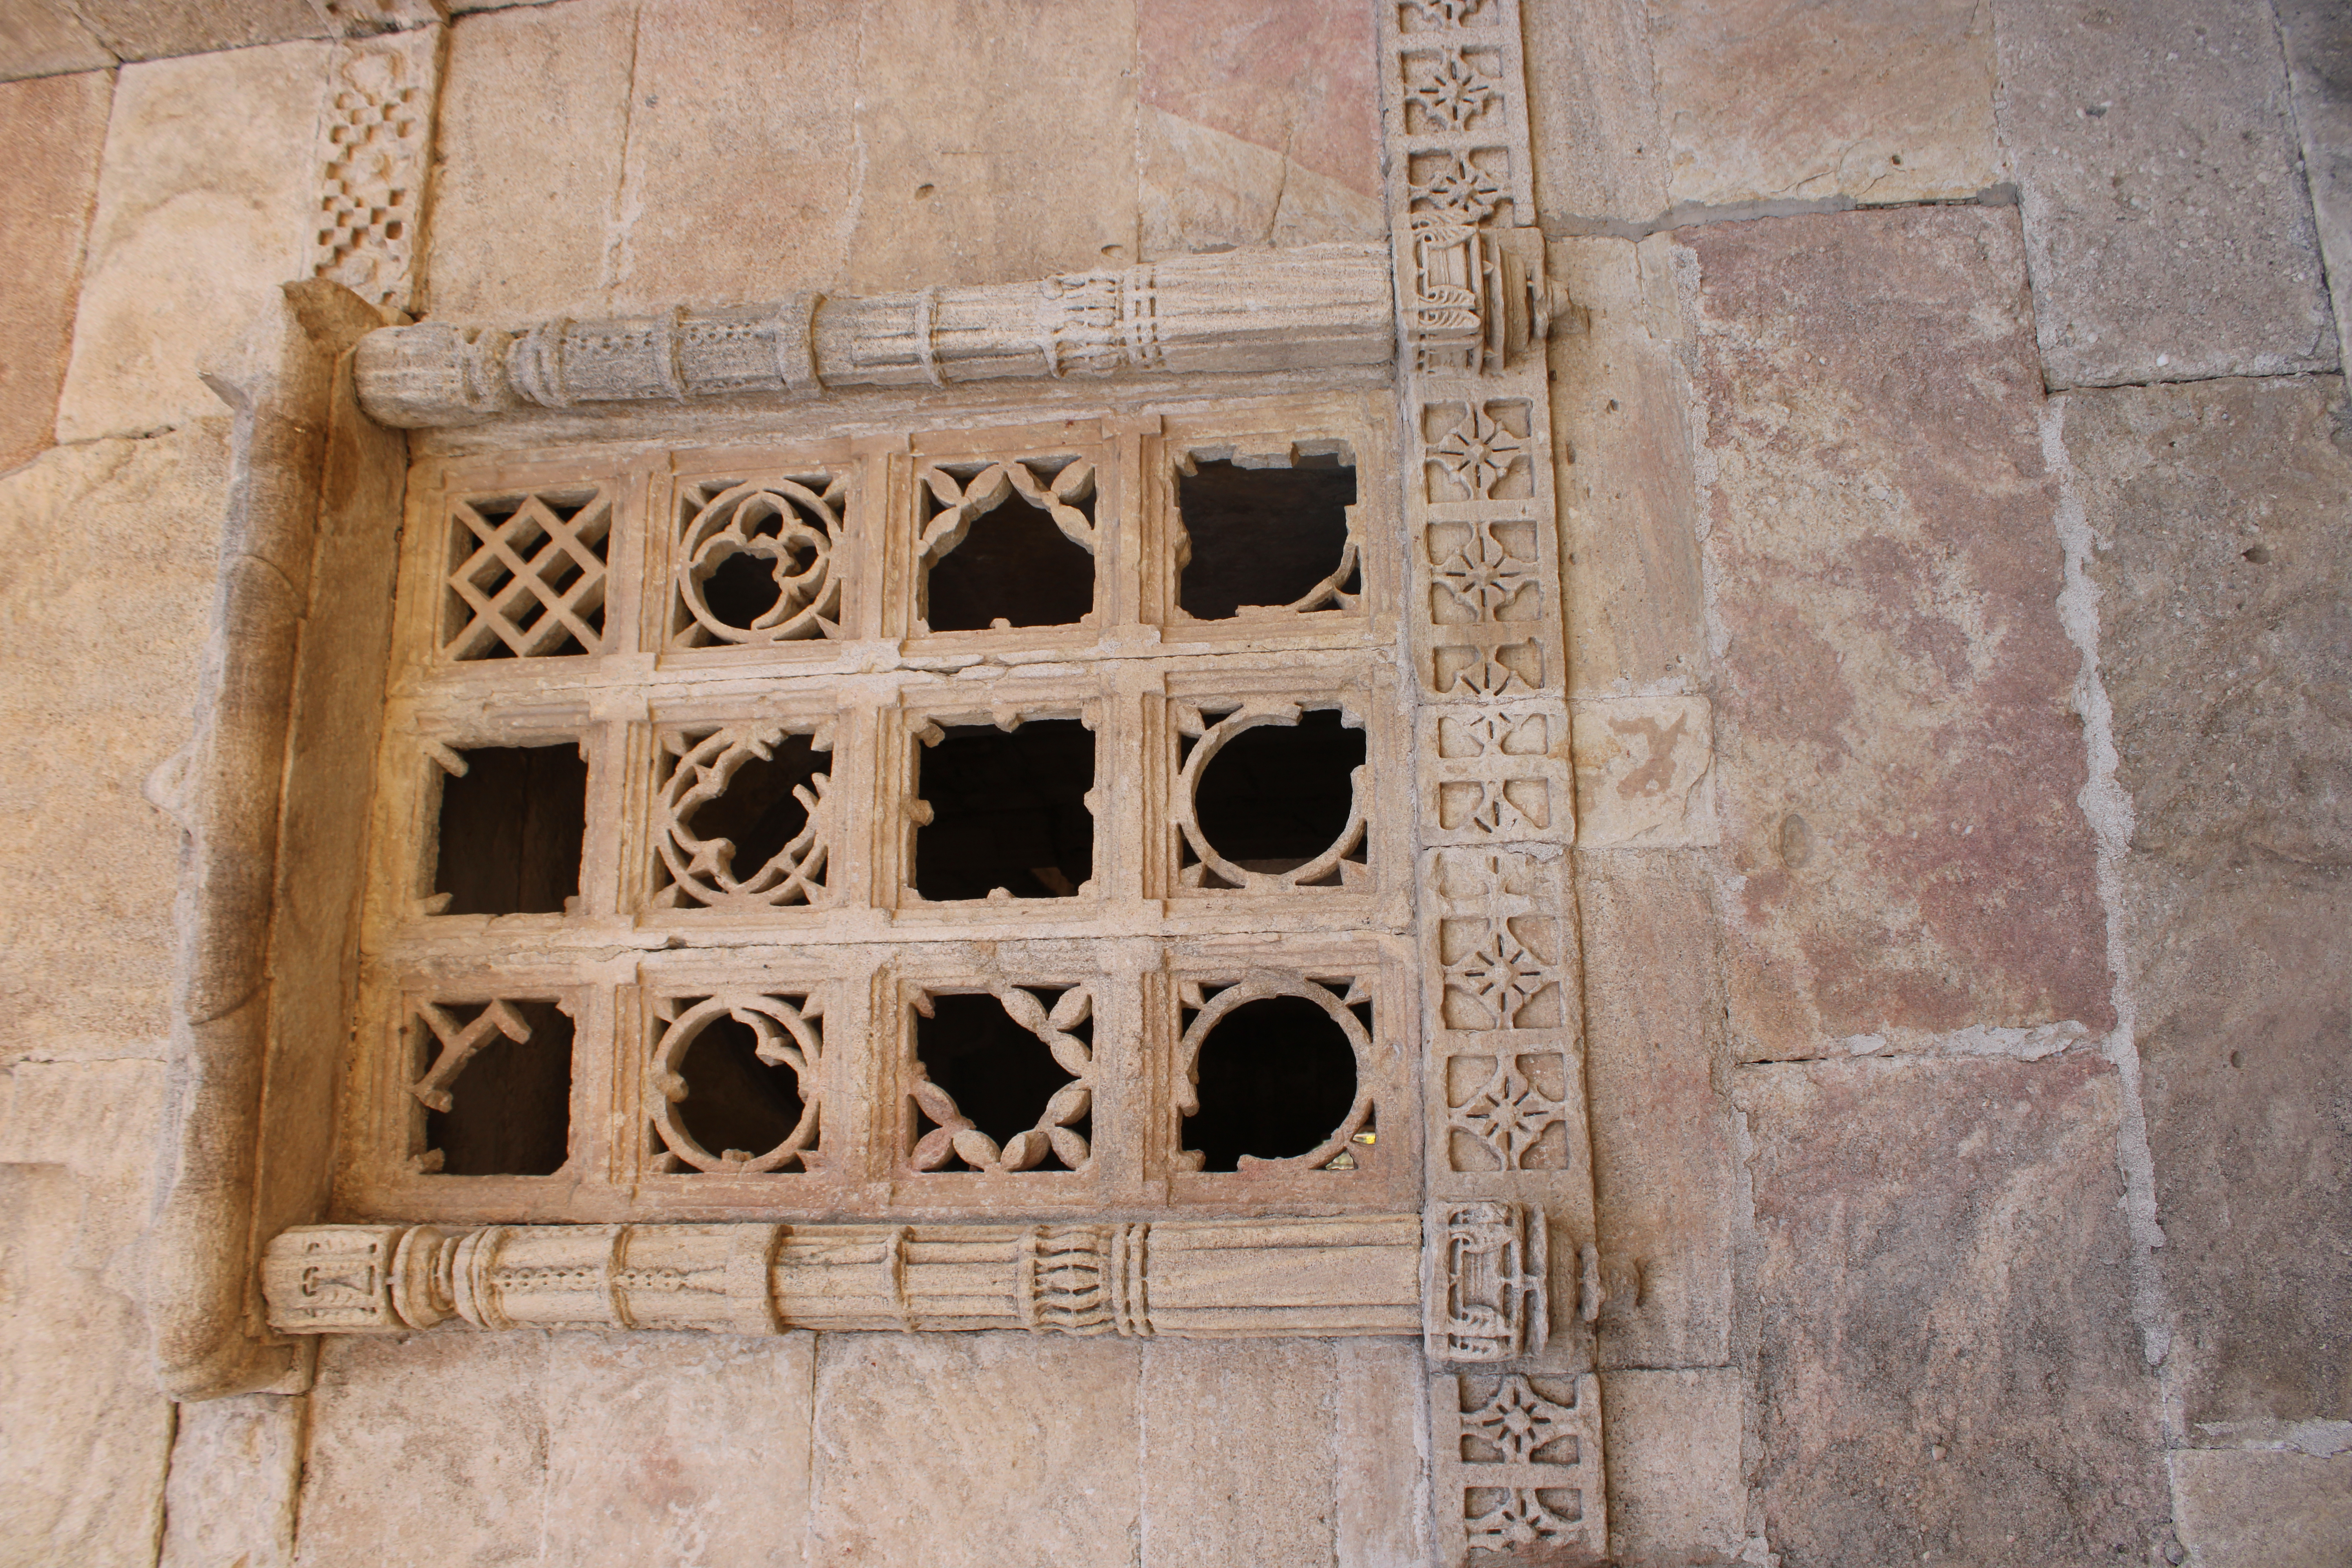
{"left": 1381, "top": 0, "right": 1607, "bottom": 1563}
{"left": 261, "top": 1215, "right": 1423, "bottom": 1339}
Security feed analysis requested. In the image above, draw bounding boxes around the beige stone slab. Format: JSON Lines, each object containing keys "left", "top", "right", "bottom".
{"left": 423, "top": 0, "right": 634, "bottom": 319}
{"left": 1334, "top": 1339, "right": 1427, "bottom": 1568}
{"left": 2059, "top": 377, "right": 2352, "bottom": 1428}
{"left": 0, "top": 426, "right": 229, "bottom": 1063}
{"left": 296, "top": 1333, "right": 552, "bottom": 1566}
{"left": 0, "top": 73, "right": 109, "bottom": 471}
{"left": 2277, "top": 0, "right": 2352, "bottom": 370}
{"left": 809, "top": 1331, "right": 1142, "bottom": 1568}
{"left": 55, "top": 42, "right": 329, "bottom": 441}
{"left": 1523, "top": 0, "right": 1669, "bottom": 225}
{"left": 1995, "top": 0, "right": 2337, "bottom": 387}
{"left": 845, "top": 0, "right": 1139, "bottom": 292}
{"left": 1548, "top": 235, "right": 1708, "bottom": 697}
{"left": 69, "top": 0, "right": 330, "bottom": 62}
{"left": 1575, "top": 850, "right": 1733, "bottom": 1370}
{"left": 1572, "top": 694, "right": 1715, "bottom": 849}
{"left": 1137, "top": 0, "right": 1377, "bottom": 198}
{"left": 539, "top": 1333, "right": 817, "bottom": 1567}
{"left": 0, "top": 2, "right": 113, "bottom": 82}
{"left": 1600, "top": 1367, "right": 1747, "bottom": 1564}
{"left": 1651, "top": 0, "right": 1995, "bottom": 209}
{"left": 604, "top": 0, "right": 857, "bottom": 307}
{"left": 160, "top": 1394, "right": 304, "bottom": 1568}
{"left": 1682, "top": 207, "right": 2112, "bottom": 1058}
{"left": 1739, "top": 1053, "right": 2168, "bottom": 1568}
{"left": 1141, "top": 1338, "right": 1338, "bottom": 1568}
{"left": 1138, "top": 107, "right": 1384, "bottom": 260}
{"left": 2172, "top": 1450, "right": 2352, "bottom": 1568}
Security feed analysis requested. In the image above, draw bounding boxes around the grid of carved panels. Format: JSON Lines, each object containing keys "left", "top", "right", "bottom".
{"left": 344, "top": 396, "right": 1427, "bottom": 1224}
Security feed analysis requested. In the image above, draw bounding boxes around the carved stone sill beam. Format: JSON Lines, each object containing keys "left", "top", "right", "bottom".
{"left": 267, "top": 1214, "right": 1434, "bottom": 1339}
{"left": 355, "top": 245, "right": 1409, "bottom": 428}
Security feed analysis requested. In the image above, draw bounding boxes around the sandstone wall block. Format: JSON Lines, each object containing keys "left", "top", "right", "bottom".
{"left": 1995, "top": 0, "right": 2338, "bottom": 387}
{"left": 2170, "top": 1449, "right": 2352, "bottom": 1568}
{"left": 1523, "top": 0, "right": 1669, "bottom": 225}
{"left": 0, "top": 71, "right": 109, "bottom": 473}
{"left": 0, "top": 2, "right": 114, "bottom": 81}
{"left": 1739, "top": 1053, "right": 2168, "bottom": 1568}
{"left": 1686, "top": 206, "right": 2110, "bottom": 1058}
{"left": 159, "top": 1394, "right": 303, "bottom": 1568}
{"left": 1600, "top": 1367, "right": 1749, "bottom": 1565}
{"left": 2277, "top": 0, "right": 2352, "bottom": 370}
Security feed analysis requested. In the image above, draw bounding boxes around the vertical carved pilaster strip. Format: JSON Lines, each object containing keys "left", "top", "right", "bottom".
{"left": 1381, "top": 0, "right": 1607, "bottom": 1561}
{"left": 311, "top": 28, "right": 442, "bottom": 314}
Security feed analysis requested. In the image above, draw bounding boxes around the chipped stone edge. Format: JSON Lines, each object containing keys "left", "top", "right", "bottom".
{"left": 146, "top": 279, "right": 389, "bottom": 1402}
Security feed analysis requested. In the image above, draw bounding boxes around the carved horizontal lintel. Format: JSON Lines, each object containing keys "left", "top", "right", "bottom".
{"left": 263, "top": 1213, "right": 1433, "bottom": 1339}
{"left": 354, "top": 245, "right": 1406, "bottom": 428}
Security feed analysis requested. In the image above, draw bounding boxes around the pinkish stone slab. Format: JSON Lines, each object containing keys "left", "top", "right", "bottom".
{"left": 1684, "top": 206, "right": 2111, "bottom": 1058}
{"left": 1138, "top": 0, "right": 1378, "bottom": 198}
{"left": 0, "top": 72, "right": 108, "bottom": 472}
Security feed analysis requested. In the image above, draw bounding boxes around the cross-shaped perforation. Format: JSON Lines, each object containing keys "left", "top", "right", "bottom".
{"left": 441, "top": 488, "right": 613, "bottom": 660}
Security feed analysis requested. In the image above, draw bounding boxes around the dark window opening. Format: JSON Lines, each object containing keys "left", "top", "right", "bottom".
{"left": 432, "top": 743, "right": 588, "bottom": 915}
{"left": 673, "top": 1010, "right": 813, "bottom": 1167}
{"left": 1182, "top": 994, "right": 1359, "bottom": 1171}
{"left": 444, "top": 491, "right": 608, "bottom": 659}
{"left": 700, "top": 540, "right": 812, "bottom": 631}
{"left": 1189, "top": 709, "right": 1364, "bottom": 875}
{"left": 913, "top": 990, "right": 1090, "bottom": 1172}
{"left": 914, "top": 720, "right": 1094, "bottom": 900}
{"left": 1176, "top": 453, "right": 1357, "bottom": 619}
{"left": 922, "top": 473, "right": 1095, "bottom": 632}
{"left": 669, "top": 733, "right": 828, "bottom": 889}
{"left": 419, "top": 1000, "right": 573, "bottom": 1176}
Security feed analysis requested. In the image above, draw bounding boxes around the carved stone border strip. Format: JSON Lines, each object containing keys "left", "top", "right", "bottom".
{"left": 1382, "top": 0, "right": 1608, "bottom": 1559}
{"left": 309, "top": 29, "right": 441, "bottom": 313}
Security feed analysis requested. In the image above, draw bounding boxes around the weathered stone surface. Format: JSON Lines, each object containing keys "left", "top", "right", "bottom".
{"left": 2060, "top": 378, "right": 2351, "bottom": 1426}
{"left": 0, "top": 426, "right": 228, "bottom": 1062}
{"left": 425, "top": 0, "right": 633, "bottom": 319}
{"left": 0, "top": 1060, "right": 174, "bottom": 1568}
{"left": 1142, "top": 1339, "right": 1337, "bottom": 1568}
{"left": 2278, "top": 0, "right": 2352, "bottom": 370}
{"left": 160, "top": 1394, "right": 303, "bottom": 1568}
{"left": 2171, "top": 1450, "right": 2352, "bottom": 1568}
{"left": 0, "top": 72, "right": 109, "bottom": 472}
{"left": 1548, "top": 236, "right": 1708, "bottom": 697}
{"left": 55, "top": 43, "right": 327, "bottom": 441}
{"left": 1686, "top": 207, "right": 2111, "bottom": 1058}
{"left": 1335, "top": 1339, "right": 1426, "bottom": 1568}
{"left": 809, "top": 1332, "right": 1141, "bottom": 1567}
{"left": 0, "top": 3, "right": 113, "bottom": 83}
{"left": 1138, "top": 109, "right": 1384, "bottom": 260}
{"left": 846, "top": 0, "right": 1139, "bottom": 292}
{"left": 1739, "top": 1053, "right": 2167, "bottom": 1568}
{"left": 1524, "top": 0, "right": 1670, "bottom": 225}
{"left": 68, "top": 0, "right": 329, "bottom": 63}
{"left": 1650, "top": 0, "right": 1996, "bottom": 210}
{"left": 1576, "top": 850, "right": 1733, "bottom": 1370}
{"left": 1601, "top": 1367, "right": 1748, "bottom": 1565}
{"left": 1995, "top": 0, "right": 2337, "bottom": 388}
{"left": 1572, "top": 694, "right": 1717, "bottom": 849}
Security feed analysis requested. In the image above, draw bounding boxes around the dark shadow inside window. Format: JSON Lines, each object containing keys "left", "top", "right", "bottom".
{"left": 421, "top": 1000, "right": 573, "bottom": 1176}
{"left": 1182, "top": 994, "right": 1358, "bottom": 1171}
{"left": 674, "top": 1011, "right": 810, "bottom": 1164}
{"left": 915, "top": 720, "right": 1094, "bottom": 900}
{"left": 1177, "top": 455, "right": 1357, "bottom": 619}
{"left": 676, "top": 733, "right": 827, "bottom": 884}
{"left": 1191, "top": 709, "right": 1363, "bottom": 873}
{"left": 433, "top": 743, "right": 588, "bottom": 915}
{"left": 913, "top": 991, "right": 1089, "bottom": 1172}
{"left": 924, "top": 490, "right": 1095, "bottom": 632}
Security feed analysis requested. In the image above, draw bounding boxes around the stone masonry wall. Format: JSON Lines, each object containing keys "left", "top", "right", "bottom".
{"left": 0, "top": 2, "right": 2344, "bottom": 1565}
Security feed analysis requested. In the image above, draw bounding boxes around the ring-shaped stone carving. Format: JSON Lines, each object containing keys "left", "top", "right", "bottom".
{"left": 674, "top": 476, "right": 846, "bottom": 645}
{"left": 1173, "top": 701, "right": 1370, "bottom": 891}
{"left": 653, "top": 726, "right": 829, "bottom": 910}
{"left": 1174, "top": 973, "right": 1376, "bottom": 1171}
{"left": 648, "top": 994, "right": 822, "bottom": 1173}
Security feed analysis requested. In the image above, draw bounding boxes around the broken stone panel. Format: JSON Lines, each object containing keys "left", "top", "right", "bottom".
{"left": 425, "top": 0, "right": 635, "bottom": 319}
{"left": 848, "top": 0, "right": 1141, "bottom": 292}
{"left": 2277, "top": 0, "right": 2352, "bottom": 370}
{"left": 0, "top": 2, "right": 114, "bottom": 82}
{"left": 1575, "top": 850, "right": 1733, "bottom": 1370}
{"left": 55, "top": 42, "right": 330, "bottom": 441}
{"left": 1522, "top": 0, "right": 1670, "bottom": 225}
{"left": 159, "top": 1395, "right": 303, "bottom": 1568}
{"left": 1649, "top": 0, "right": 1996, "bottom": 211}
{"left": 1546, "top": 236, "right": 1708, "bottom": 698}
{"left": 2060, "top": 376, "right": 2352, "bottom": 1427}
{"left": 0, "top": 1060, "right": 174, "bottom": 1567}
{"left": 1739, "top": 1053, "right": 2169, "bottom": 1568}
{"left": 2171, "top": 1450, "right": 2352, "bottom": 1568}
{"left": 0, "top": 71, "right": 108, "bottom": 472}
{"left": 1599, "top": 1367, "right": 1749, "bottom": 1565}
{"left": 1571, "top": 694, "right": 1716, "bottom": 849}
{"left": 1684, "top": 206, "right": 2111, "bottom": 1058}
{"left": 809, "top": 1332, "right": 1143, "bottom": 1568}
{"left": 1994, "top": 0, "right": 2338, "bottom": 388}
{"left": 0, "top": 426, "right": 228, "bottom": 1063}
